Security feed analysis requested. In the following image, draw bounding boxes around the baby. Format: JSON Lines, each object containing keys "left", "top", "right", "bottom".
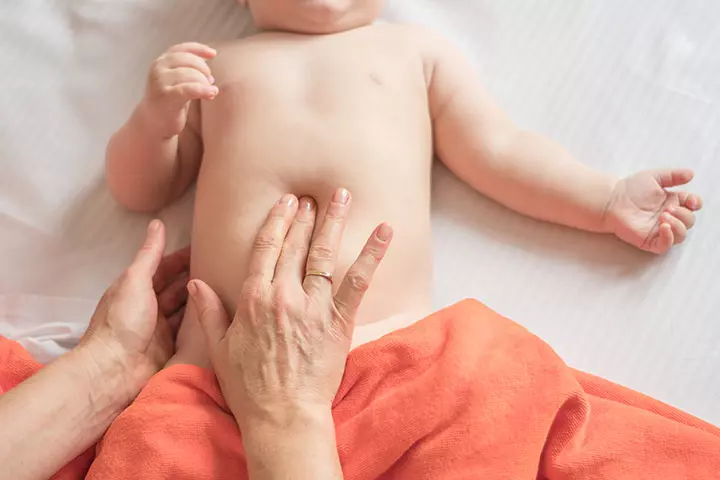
{"left": 106, "top": 0, "right": 702, "bottom": 360}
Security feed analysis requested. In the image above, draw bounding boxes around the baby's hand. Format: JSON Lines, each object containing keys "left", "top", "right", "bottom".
{"left": 142, "top": 42, "right": 218, "bottom": 138}
{"left": 604, "top": 169, "right": 703, "bottom": 254}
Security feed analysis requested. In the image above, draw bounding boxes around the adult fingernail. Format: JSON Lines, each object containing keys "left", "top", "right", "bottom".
{"left": 208, "top": 75, "right": 215, "bottom": 84}
{"left": 334, "top": 188, "right": 350, "bottom": 205}
{"left": 149, "top": 219, "right": 161, "bottom": 232}
{"left": 300, "top": 197, "right": 315, "bottom": 212}
{"left": 187, "top": 281, "right": 198, "bottom": 297}
{"left": 376, "top": 223, "right": 393, "bottom": 242}
{"left": 277, "top": 194, "right": 296, "bottom": 207}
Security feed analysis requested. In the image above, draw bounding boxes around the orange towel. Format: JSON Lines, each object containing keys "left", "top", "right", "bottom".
{"left": 87, "top": 300, "right": 720, "bottom": 479}
{"left": 1, "top": 300, "right": 719, "bottom": 478}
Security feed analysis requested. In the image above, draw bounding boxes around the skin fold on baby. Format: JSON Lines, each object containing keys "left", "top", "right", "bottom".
{"left": 106, "top": 0, "right": 702, "bottom": 362}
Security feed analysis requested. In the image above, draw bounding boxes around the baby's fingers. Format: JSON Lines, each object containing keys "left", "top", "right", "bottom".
{"left": 174, "top": 83, "right": 219, "bottom": 101}
{"left": 667, "top": 206, "right": 696, "bottom": 229}
{"left": 651, "top": 222, "right": 674, "bottom": 254}
{"left": 676, "top": 191, "right": 703, "bottom": 211}
{"left": 167, "top": 42, "right": 217, "bottom": 60}
{"left": 661, "top": 212, "right": 687, "bottom": 245}
{"left": 160, "top": 52, "right": 214, "bottom": 83}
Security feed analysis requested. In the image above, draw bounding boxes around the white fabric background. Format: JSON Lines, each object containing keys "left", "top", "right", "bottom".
{"left": 0, "top": 0, "right": 717, "bottom": 424}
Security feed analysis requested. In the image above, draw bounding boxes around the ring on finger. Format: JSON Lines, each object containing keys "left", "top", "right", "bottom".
{"left": 304, "top": 270, "right": 333, "bottom": 284}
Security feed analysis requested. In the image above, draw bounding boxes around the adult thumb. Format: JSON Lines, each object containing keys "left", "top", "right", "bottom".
{"left": 188, "top": 280, "right": 231, "bottom": 350}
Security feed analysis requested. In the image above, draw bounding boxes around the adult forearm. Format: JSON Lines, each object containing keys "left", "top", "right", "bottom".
{"left": 106, "top": 102, "right": 181, "bottom": 213}
{"left": 0, "top": 345, "right": 131, "bottom": 480}
{"left": 240, "top": 407, "right": 343, "bottom": 480}
{"left": 457, "top": 130, "right": 617, "bottom": 232}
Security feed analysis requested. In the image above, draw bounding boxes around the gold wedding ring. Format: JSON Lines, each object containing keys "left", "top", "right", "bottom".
{"left": 304, "top": 269, "right": 333, "bottom": 284}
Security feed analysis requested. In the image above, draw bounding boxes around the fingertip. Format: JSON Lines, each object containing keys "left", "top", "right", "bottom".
{"left": 142, "top": 219, "right": 166, "bottom": 258}
{"left": 149, "top": 218, "right": 162, "bottom": 232}
{"left": 187, "top": 279, "right": 199, "bottom": 297}
{"left": 375, "top": 222, "right": 393, "bottom": 242}
{"left": 199, "top": 48, "right": 217, "bottom": 60}
{"left": 298, "top": 196, "right": 317, "bottom": 215}
{"left": 661, "top": 222, "right": 674, "bottom": 247}
{"left": 690, "top": 194, "right": 703, "bottom": 210}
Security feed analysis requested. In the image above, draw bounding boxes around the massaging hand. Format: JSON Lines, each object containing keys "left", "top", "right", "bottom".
{"left": 604, "top": 169, "right": 703, "bottom": 254}
{"left": 143, "top": 42, "right": 217, "bottom": 138}
{"left": 189, "top": 189, "right": 393, "bottom": 426}
{"left": 81, "top": 220, "right": 190, "bottom": 402}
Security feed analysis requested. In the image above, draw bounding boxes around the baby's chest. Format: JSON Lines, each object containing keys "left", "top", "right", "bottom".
{"left": 214, "top": 44, "right": 427, "bottom": 110}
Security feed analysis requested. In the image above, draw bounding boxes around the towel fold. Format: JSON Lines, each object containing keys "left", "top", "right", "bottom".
{"left": 2, "top": 299, "right": 718, "bottom": 479}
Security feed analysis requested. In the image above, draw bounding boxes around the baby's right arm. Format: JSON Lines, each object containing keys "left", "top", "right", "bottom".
{"left": 106, "top": 43, "right": 218, "bottom": 213}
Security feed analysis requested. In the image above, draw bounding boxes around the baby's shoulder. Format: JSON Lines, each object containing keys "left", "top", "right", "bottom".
{"left": 380, "top": 23, "right": 455, "bottom": 62}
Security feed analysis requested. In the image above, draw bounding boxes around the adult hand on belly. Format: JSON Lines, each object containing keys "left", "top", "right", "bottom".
{"left": 187, "top": 188, "right": 393, "bottom": 478}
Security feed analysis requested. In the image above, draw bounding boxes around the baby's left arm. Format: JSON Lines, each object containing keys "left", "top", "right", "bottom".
{"left": 415, "top": 27, "right": 701, "bottom": 253}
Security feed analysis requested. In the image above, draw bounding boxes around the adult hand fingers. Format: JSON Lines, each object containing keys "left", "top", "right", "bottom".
{"left": 667, "top": 206, "right": 696, "bottom": 229}
{"left": 153, "top": 246, "right": 191, "bottom": 292}
{"left": 167, "top": 42, "right": 217, "bottom": 59}
{"left": 275, "top": 197, "right": 317, "bottom": 283}
{"left": 651, "top": 168, "right": 694, "bottom": 189}
{"left": 303, "top": 188, "right": 351, "bottom": 295}
{"left": 127, "top": 220, "right": 166, "bottom": 282}
{"left": 189, "top": 280, "right": 231, "bottom": 351}
{"left": 157, "top": 274, "right": 190, "bottom": 317}
{"left": 247, "top": 194, "right": 298, "bottom": 285}
{"left": 333, "top": 223, "right": 393, "bottom": 328}
{"left": 675, "top": 191, "right": 703, "bottom": 211}
{"left": 661, "top": 212, "right": 687, "bottom": 244}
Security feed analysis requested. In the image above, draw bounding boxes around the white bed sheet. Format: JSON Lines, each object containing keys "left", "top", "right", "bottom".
{"left": 0, "top": 0, "right": 718, "bottom": 424}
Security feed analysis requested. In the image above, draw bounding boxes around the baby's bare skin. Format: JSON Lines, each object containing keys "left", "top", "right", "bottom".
{"left": 193, "top": 26, "right": 435, "bottom": 330}
{"left": 107, "top": 2, "right": 701, "bottom": 360}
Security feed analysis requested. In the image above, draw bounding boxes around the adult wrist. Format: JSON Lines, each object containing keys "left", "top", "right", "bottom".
{"left": 240, "top": 404, "right": 341, "bottom": 479}
{"left": 234, "top": 398, "right": 334, "bottom": 432}
{"left": 73, "top": 340, "right": 145, "bottom": 415}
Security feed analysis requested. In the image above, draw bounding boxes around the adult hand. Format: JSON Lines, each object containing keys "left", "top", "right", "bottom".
{"left": 80, "top": 220, "right": 190, "bottom": 403}
{"left": 188, "top": 189, "right": 393, "bottom": 426}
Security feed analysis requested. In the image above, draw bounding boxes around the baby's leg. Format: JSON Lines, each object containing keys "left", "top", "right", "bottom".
{"left": 166, "top": 307, "right": 212, "bottom": 370}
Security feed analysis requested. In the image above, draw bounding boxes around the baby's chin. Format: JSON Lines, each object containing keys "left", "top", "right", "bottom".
{"left": 270, "top": 15, "right": 374, "bottom": 35}
{"left": 258, "top": 4, "right": 380, "bottom": 35}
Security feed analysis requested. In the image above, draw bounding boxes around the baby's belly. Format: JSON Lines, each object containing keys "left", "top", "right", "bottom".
{"left": 189, "top": 142, "right": 434, "bottom": 327}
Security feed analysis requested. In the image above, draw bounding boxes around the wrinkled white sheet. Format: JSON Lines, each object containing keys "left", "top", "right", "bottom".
{"left": 0, "top": 0, "right": 718, "bottom": 423}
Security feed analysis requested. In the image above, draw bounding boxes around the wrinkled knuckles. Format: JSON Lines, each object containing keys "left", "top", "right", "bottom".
{"left": 346, "top": 270, "right": 371, "bottom": 293}
{"left": 363, "top": 243, "right": 387, "bottom": 262}
{"left": 253, "top": 232, "right": 281, "bottom": 253}
{"left": 308, "top": 243, "right": 334, "bottom": 263}
{"left": 240, "top": 278, "right": 267, "bottom": 306}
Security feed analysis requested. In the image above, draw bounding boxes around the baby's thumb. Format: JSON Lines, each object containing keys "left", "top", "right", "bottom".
{"left": 188, "top": 280, "right": 230, "bottom": 349}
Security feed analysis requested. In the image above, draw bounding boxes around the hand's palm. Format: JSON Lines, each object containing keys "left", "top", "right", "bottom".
{"left": 608, "top": 169, "right": 701, "bottom": 253}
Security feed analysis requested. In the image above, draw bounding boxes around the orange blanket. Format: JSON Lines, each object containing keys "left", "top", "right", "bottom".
{"left": 2, "top": 300, "right": 719, "bottom": 479}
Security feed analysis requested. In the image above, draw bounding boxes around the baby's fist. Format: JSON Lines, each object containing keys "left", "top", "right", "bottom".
{"left": 144, "top": 42, "right": 218, "bottom": 137}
